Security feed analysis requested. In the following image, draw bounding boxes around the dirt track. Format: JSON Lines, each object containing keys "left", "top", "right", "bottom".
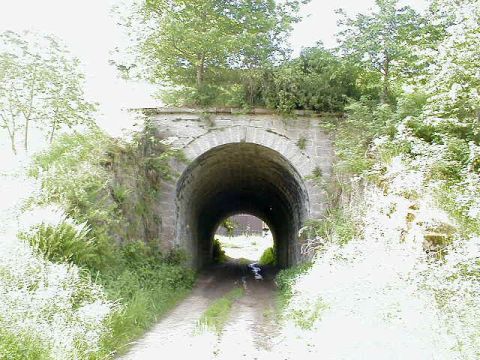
{"left": 120, "top": 262, "right": 281, "bottom": 360}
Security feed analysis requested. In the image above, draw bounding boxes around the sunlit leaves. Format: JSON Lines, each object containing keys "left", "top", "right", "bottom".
{"left": 114, "top": 0, "right": 307, "bottom": 105}
{"left": 336, "top": 0, "right": 426, "bottom": 102}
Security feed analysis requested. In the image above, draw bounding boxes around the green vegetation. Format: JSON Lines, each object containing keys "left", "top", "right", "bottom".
{"left": 19, "top": 221, "right": 195, "bottom": 358}
{"left": 113, "top": 0, "right": 440, "bottom": 113}
{"left": 276, "top": 262, "right": 312, "bottom": 309}
{"left": 296, "top": 136, "right": 307, "bottom": 150}
{"left": 25, "top": 129, "right": 195, "bottom": 358}
{"left": 221, "top": 218, "right": 237, "bottom": 236}
{"left": 336, "top": 0, "right": 429, "bottom": 103}
{"left": 115, "top": 0, "right": 305, "bottom": 107}
{"left": 2, "top": 0, "right": 479, "bottom": 357}
{"left": 94, "top": 242, "right": 194, "bottom": 357}
{"left": 28, "top": 124, "right": 184, "bottom": 252}
{"left": 0, "top": 328, "right": 50, "bottom": 360}
{"left": 289, "top": 299, "right": 328, "bottom": 330}
{"left": 0, "top": 30, "right": 95, "bottom": 154}
{"left": 197, "top": 287, "right": 244, "bottom": 334}
{"left": 19, "top": 221, "right": 96, "bottom": 269}
{"left": 259, "top": 247, "right": 276, "bottom": 266}
{"left": 275, "top": 263, "right": 327, "bottom": 329}
{"left": 261, "top": 45, "right": 360, "bottom": 112}
{"left": 212, "top": 238, "right": 227, "bottom": 263}
{"left": 274, "top": 0, "right": 480, "bottom": 346}
{"left": 302, "top": 207, "right": 359, "bottom": 246}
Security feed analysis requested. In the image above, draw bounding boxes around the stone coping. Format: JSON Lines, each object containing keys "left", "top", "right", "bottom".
{"left": 133, "top": 107, "right": 343, "bottom": 117}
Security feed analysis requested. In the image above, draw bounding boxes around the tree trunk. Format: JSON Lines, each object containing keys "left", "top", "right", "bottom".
{"left": 1, "top": 114, "right": 17, "bottom": 155}
{"left": 381, "top": 54, "right": 390, "bottom": 104}
{"left": 49, "top": 119, "right": 56, "bottom": 144}
{"left": 9, "top": 130, "right": 17, "bottom": 155}
{"left": 24, "top": 118, "right": 29, "bottom": 152}
{"left": 24, "top": 64, "right": 38, "bottom": 152}
{"left": 7, "top": 128, "right": 17, "bottom": 155}
{"left": 196, "top": 54, "right": 205, "bottom": 88}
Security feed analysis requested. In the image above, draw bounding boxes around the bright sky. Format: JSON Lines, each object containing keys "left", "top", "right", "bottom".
{"left": 0, "top": 0, "right": 427, "bottom": 135}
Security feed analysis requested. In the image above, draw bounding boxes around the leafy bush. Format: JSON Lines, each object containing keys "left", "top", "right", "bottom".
{"left": 24, "top": 130, "right": 196, "bottom": 358}
{"left": 159, "top": 44, "right": 361, "bottom": 112}
{"left": 0, "top": 239, "right": 114, "bottom": 360}
{"left": 334, "top": 98, "right": 395, "bottom": 176}
{"left": 212, "top": 238, "right": 226, "bottom": 263}
{"left": 29, "top": 130, "right": 117, "bottom": 236}
{"left": 259, "top": 247, "right": 276, "bottom": 266}
{"left": 300, "top": 204, "right": 360, "bottom": 250}
{"left": 261, "top": 46, "right": 360, "bottom": 113}
{"left": 28, "top": 128, "right": 177, "bottom": 249}
{"left": 221, "top": 218, "right": 236, "bottom": 237}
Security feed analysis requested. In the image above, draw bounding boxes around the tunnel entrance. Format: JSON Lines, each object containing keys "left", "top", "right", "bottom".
{"left": 176, "top": 142, "right": 309, "bottom": 269}
{"left": 215, "top": 214, "right": 274, "bottom": 264}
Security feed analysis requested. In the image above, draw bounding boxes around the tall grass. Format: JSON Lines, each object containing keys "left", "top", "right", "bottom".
{"left": 0, "top": 327, "right": 50, "bottom": 360}
{"left": 19, "top": 221, "right": 96, "bottom": 268}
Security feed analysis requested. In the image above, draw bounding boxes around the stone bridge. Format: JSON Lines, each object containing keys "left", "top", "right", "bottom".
{"left": 144, "top": 108, "right": 337, "bottom": 269}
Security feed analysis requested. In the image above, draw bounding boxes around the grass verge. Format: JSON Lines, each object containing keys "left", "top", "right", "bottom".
{"left": 90, "top": 246, "right": 195, "bottom": 358}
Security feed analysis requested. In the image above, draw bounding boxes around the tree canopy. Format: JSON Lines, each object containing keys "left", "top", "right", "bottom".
{"left": 115, "top": 0, "right": 307, "bottom": 105}
{"left": 336, "top": 0, "right": 426, "bottom": 103}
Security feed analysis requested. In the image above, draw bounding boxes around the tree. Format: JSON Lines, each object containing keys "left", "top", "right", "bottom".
{"left": 115, "top": 0, "right": 307, "bottom": 105}
{"left": 417, "top": 0, "right": 480, "bottom": 143}
{"left": 336, "top": 0, "right": 424, "bottom": 103}
{"left": 0, "top": 31, "right": 95, "bottom": 153}
{"left": 261, "top": 43, "right": 361, "bottom": 112}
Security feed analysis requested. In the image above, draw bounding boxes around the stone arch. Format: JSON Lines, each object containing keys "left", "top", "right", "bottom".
{"left": 147, "top": 110, "right": 335, "bottom": 269}
{"left": 181, "top": 125, "right": 317, "bottom": 179}
{"left": 174, "top": 126, "right": 318, "bottom": 269}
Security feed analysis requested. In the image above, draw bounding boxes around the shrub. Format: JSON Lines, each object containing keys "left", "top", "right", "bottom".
{"left": 0, "top": 239, "right": 114, "bottom": 359}
{"left": 96, "top": 257, "right": 195, "bottom": 357}
{"left": 99, "top": 251, "right": 194, "bottom": 353}
{"left": 25, "top": 130, "right": 197, "bottom": 358}
{"left": 221, "top": 218, "right": 236, "bottom": 237}
{"left": 259, "top": 247, "right": 276, "bottom": 266}
{"left": 261, "top": 46, "right": 360, "bottom": 113}
{"left": 212, "top": 238, "right": 226, "bottom": 263}
{"left": 302, "top": 207, "right": 359, "bottom": 246}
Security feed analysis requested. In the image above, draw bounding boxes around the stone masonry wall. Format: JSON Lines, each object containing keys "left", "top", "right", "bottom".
{"left": 142, "top": 108, "right": 336, "bottom": 268}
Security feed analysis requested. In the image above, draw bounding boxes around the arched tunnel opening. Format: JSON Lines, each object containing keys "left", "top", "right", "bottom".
{"left": 214, "top": 214, "right": 274, "bottom": 263}
{"left": 176, "top": 142, "right": 309, "bottom": 269}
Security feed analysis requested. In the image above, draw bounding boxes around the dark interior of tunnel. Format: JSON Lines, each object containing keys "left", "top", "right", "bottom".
{"left": 175, "top": 143, "right": 309, "bottom": 269}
